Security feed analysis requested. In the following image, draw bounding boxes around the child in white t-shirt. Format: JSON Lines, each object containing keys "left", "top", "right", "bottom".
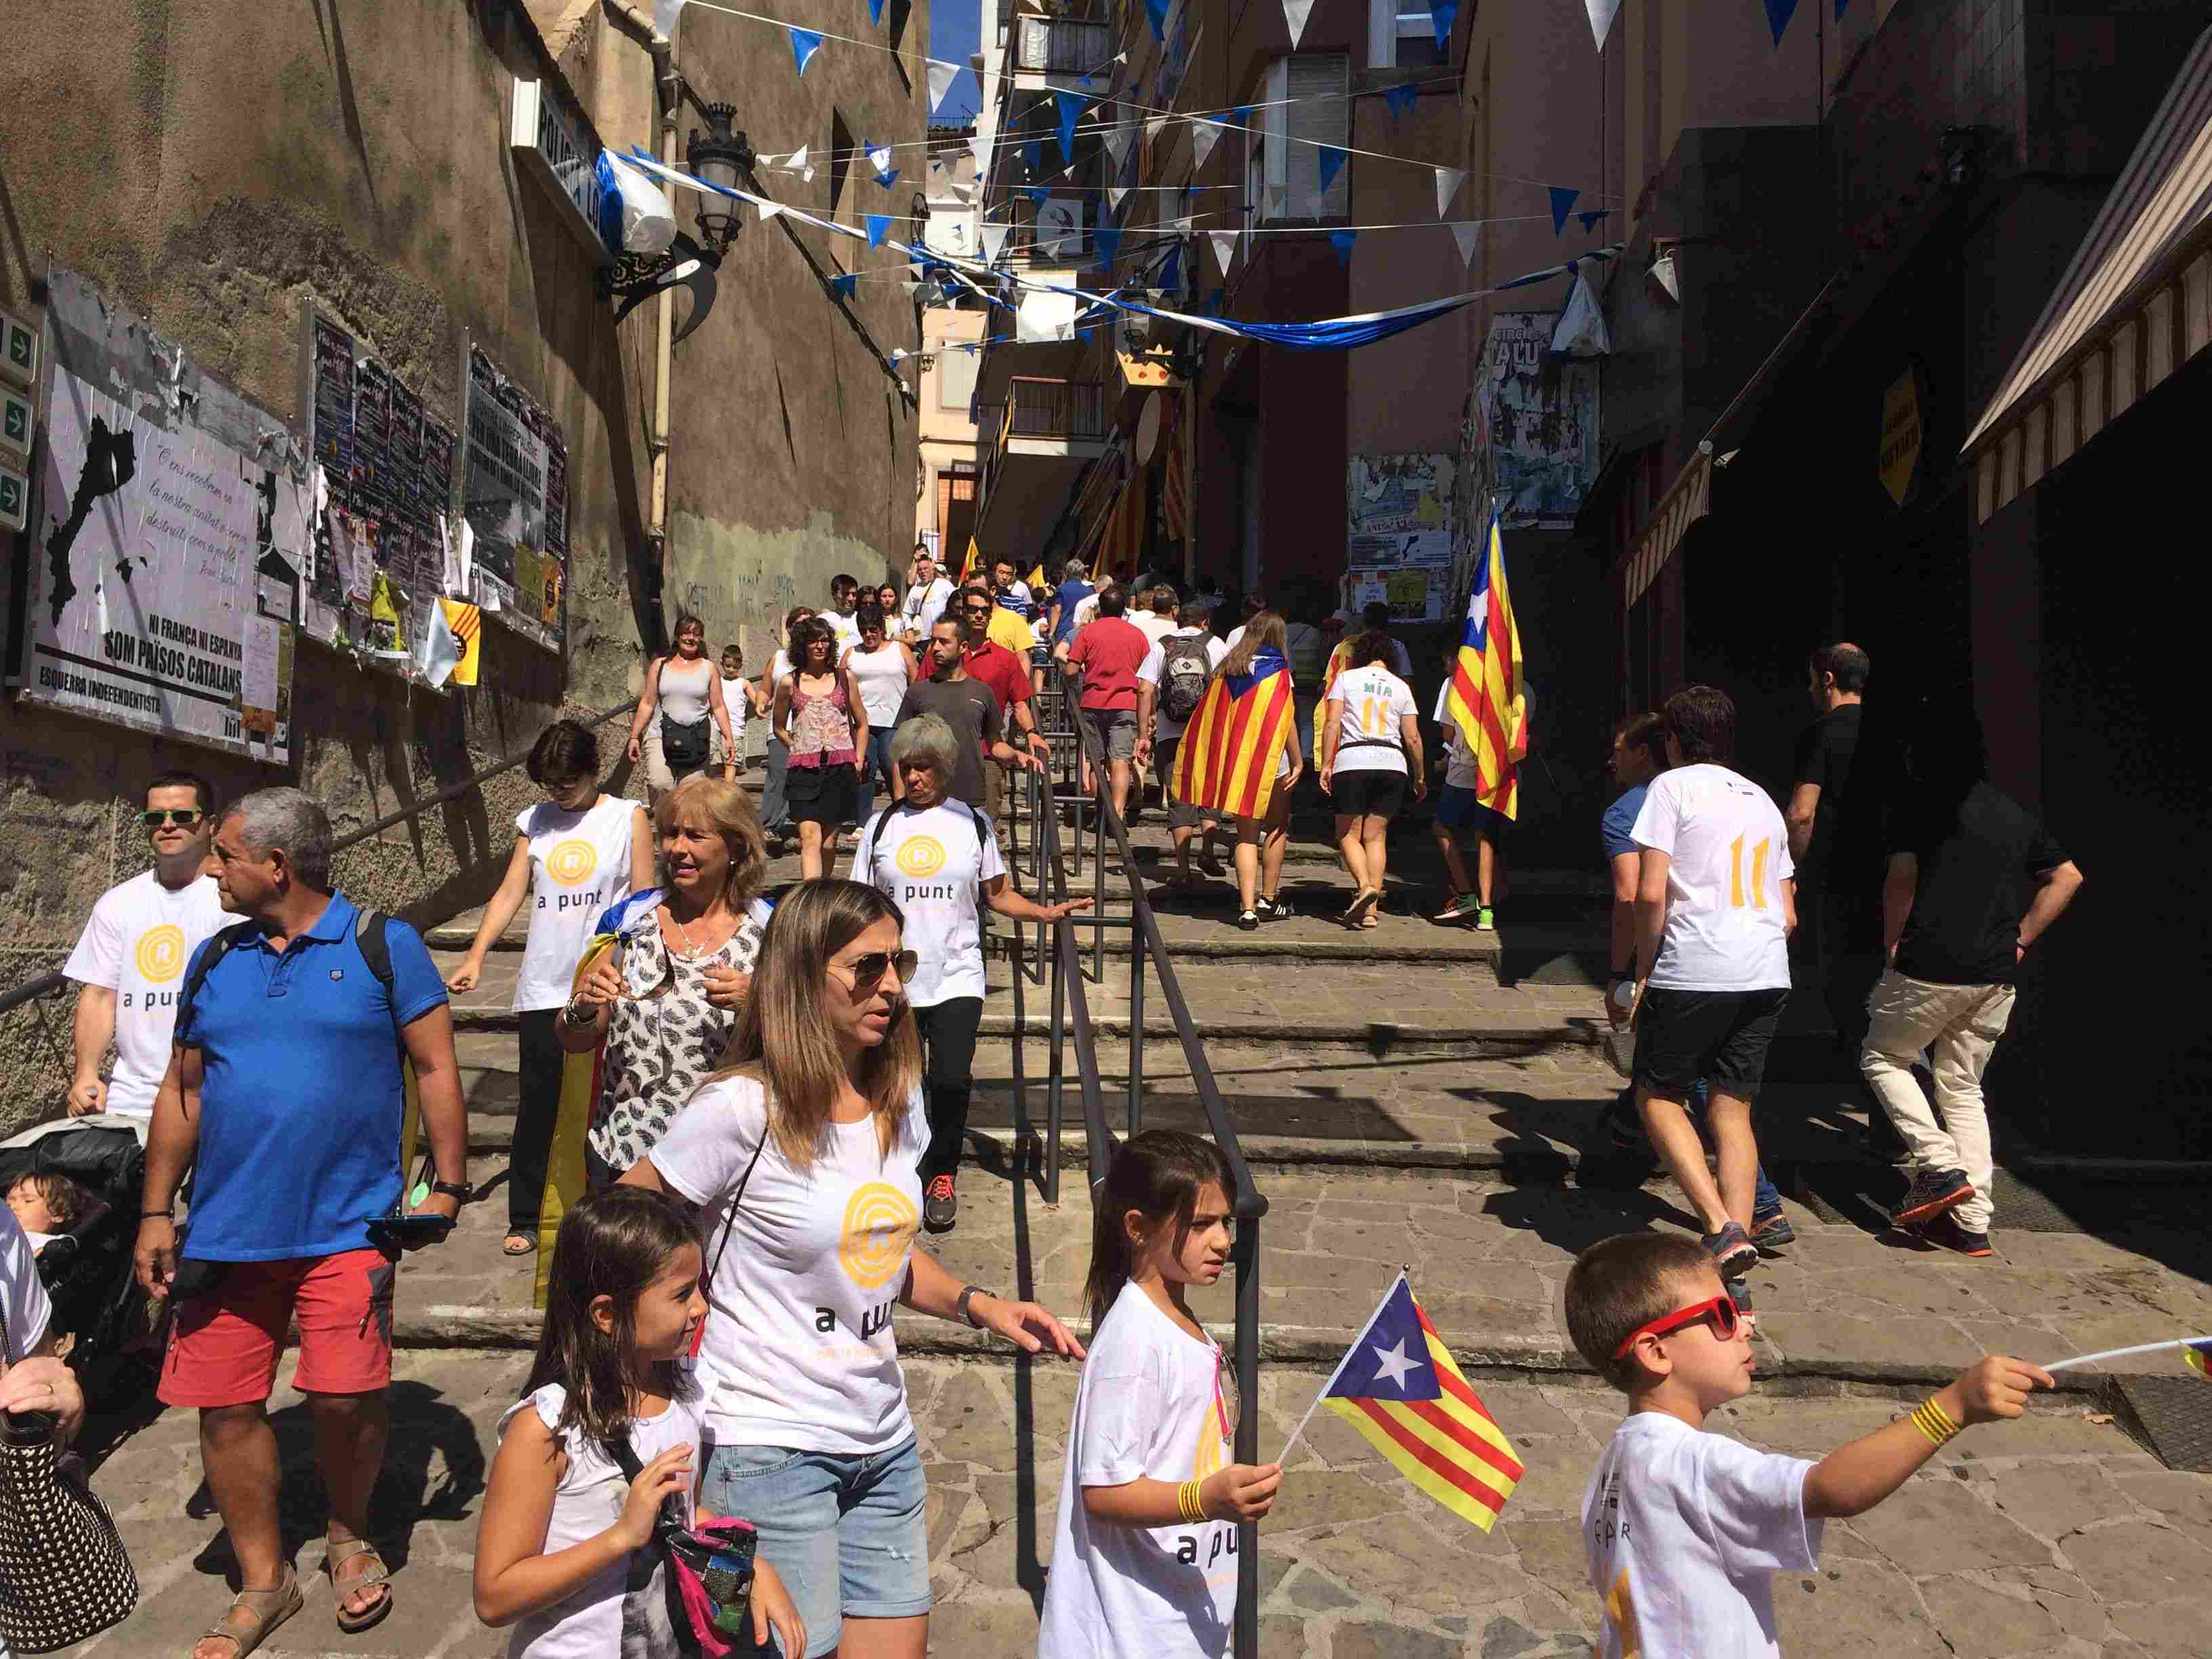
{"left": 1564, "top": 1232, "right": 2053, "bottom": 1659}
{"left": 474, "top": 1187, "right": 804, "bottom": 1659}
{"left": 1038, "top": 1131, "right": 1281, "bottom": 1659}
{"left": 5, "top": 1172, "right": 89, "bottom": 1255}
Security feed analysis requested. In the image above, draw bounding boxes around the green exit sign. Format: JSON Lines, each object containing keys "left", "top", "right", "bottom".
{"left": 0, "top": 462, "right": 29, "bottom": 532}
{"left": 0, "top": 306, "right": 34, "bottom": 388}
{"left": 1, "top": 386, "right": 30, "bottom": 456}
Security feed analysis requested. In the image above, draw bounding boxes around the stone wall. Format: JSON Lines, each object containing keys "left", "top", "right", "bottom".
{"left": 0, "top": 0, "right": 926, "bottom": 1132}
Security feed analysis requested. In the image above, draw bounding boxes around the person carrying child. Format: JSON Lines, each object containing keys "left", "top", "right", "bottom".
{"left": 1564, "top": 1233, "right": 2053, "bottom": 1658}
{"left": 1038, "top": 1131, "right": 1281, "bottom": 1659}
{"left": 5, "top": 1171, "right": 91, "bottom": 1256}
{"left": 474, "top": 1186, "right": 804, "bottom": 1659}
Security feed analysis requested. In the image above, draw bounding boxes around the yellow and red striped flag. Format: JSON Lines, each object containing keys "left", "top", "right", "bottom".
{"left": 959, "top": 537, "right": 983, "bottom": 583}
{"left": 1282, "top": 1273, "right": 1523, "bottom": 1532}
{"left": 1444, "top": 505, "right": 1528, "bottom": 819}
{"left": 1170, "top": 645, "right": 1296, "bottom": 821}
{"left": 1312, "top": 635, "right": 1354, "bottom": 759}
{"left": 2188, "top": 1339, "right": 2212, "bottom": 1377}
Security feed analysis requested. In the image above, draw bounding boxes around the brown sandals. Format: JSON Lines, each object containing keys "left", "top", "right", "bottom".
{"left": 194, "top": 1566, "right": 302, "bottom": 1659}
{"left": 327, "top": 1538, "right": 394, "bottom": 1633}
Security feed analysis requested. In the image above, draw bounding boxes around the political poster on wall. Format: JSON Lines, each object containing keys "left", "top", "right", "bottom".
{"left": 1348, "top": 453, "right": 1456, "bottom": 569}
{"left": 18, "top": 266, "right": 304, "bottom": 764}
{"left": 462, "top": 343, "right": 568, "bottom": 654}
{"left": 1482, "top": 311, "right": 1598, "bottom": 529}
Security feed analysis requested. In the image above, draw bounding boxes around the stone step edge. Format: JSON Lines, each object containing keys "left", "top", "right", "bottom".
{"left": 447, "top": 1009, "right": 1598, "bottom": 1047}
{"left": 389, "top": 1309, "right": 2109, "bottom": 1396}
{"left": 422, "top": 929, "right": 1539, "bottom": 965}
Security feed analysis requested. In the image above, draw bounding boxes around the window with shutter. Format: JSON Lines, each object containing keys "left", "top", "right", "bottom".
{"left": 938, "top": 347, "right": 980, "bottom": 412}
{"left": 1368, "top": 1, "right": 1444, "bottom": 69}
{"left": 1261, "top": 54, "right": 1349, "bottom": 222}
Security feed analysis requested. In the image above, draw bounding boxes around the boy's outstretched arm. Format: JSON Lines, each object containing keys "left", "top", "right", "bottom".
{"left": 1803, "top": 1356, "right": 2053, "bottom": 1519}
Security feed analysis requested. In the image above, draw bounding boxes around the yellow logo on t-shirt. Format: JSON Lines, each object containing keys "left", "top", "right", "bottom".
{"left": 134, "top": 925, "right": 188, "bottom": 983}
{"left": 838, "top": 1182, "right": 919, "bottom": 1289}
{"left": 1192, "top": 1413, "right": 1227, "bottom": 1483}
{"left": 546, "top": 839, "right": 598, "bottom": 886}
{"left": 893, "top": 835, "right": 947, "bottom": 879}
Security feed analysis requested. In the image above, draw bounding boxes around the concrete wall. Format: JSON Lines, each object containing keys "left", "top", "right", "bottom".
{"left": 0, "top": 0, "right": 924, "bottom": 1130}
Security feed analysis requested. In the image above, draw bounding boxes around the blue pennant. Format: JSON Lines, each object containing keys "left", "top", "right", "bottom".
{"left": 1329, "top": 228, "right": 1357, "bottom": 267}
{"left": 1835, "top": 0, "right": 1849, "bottom": 14}
{"left": 1317, "top": 145, "right": 1348, "bottom": 196}
{"left": 865, "top": 213, "right": 893, "bottom": 248}
{"left": 1429, "top": 0, "right": 1457, "bottom": 51}
{"left": 1232, "top": 104, "right": 1256, "bottom": 127}
{"left": 788, "top": 26, "right": 825, "bottom": 75}
{"left": 1383, "top": 83, "right": 1418, "bottom": 120}
{"left": 868, "top": 0, "right": 884, "bottom": 22}
{"left": 1025, "top": 186, "right": 1050, "bottom": 207}
{"left": 1023, "top": 139, "right": 1044, "bottom": 175}
{"left": 1549, "top": 185, "right": 1579, "bottom": 234}
{"left": 875, "top": 167, "right": 901, "bottom": 190}
{"left": 1576, "top": 208, "right": 1610, "bottom": 232}
{"left": 830, "top": 273, "right": 857, "bottom": 299}
{"left": 1764, "top": 0, "right": 1799, "bottom": 45}
{"left": 1094, "top": 225, "right": 1122, "bottom": 266}
{"left": 1206, "top": 285, "right": 1227, "bottom": 316}
{"left": 1055, "top": 92, "right": 1086, "bottom": 163}
{"left": 1143, "top": 0, "right": 1168, "bottom": 41}
{"left": 1158, "top": 243, "right": 1182, "bottom": 293}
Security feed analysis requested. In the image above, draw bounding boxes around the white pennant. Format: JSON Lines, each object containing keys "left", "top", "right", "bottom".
{"left": 1435, "top": 167, "right": 1465, "bottom": 217}
{"left": 1282, "top": 0, "right": 1316, "bottom": 45}
{"left": 803, "top": 167, "right": 816, "bottom": 182}
{"left": 1109, "top": 186, "right": 1130, "bottom": 211}
{"left": 1146, "top": 116, "right": 1168, "bottom": 143}
{"left": 1586, "top": 0, "right": 1622, "bottom": 50}
{"left": 1191, "top": 119, "right": 1221, "bottom": 169}
{"left": 1103, "top": 120, "right": 1131, "bottom": 171}
{"left": 1172, "top": 214, "right": 1195, "bottom": 232}
{"left": 926, "top": 59, "right": 961, "bottom": 112}
{"left": 981, "top": 222, "right": 1010, "bottom": 262}
{"left": 903, "top": 280, "right": 923, "bottom": 295}
{"left": 783, "top": 144, "right": 808, "bottom": 171}
{"left": 1208, "top": 230, "right": 1238, "bottom": 274}
{"left": 1450, "top": 220, "right": 1482, "bottom": 266}
{"left": 758, "top": 199, "right": 787, "bottom": 222}
{"left": 868, "top": 144, "right": 894, "bottom": 173}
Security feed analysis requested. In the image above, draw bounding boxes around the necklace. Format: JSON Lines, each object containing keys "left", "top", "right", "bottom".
{"left": 666, "top": 905, "right": 708, "bottom": 960}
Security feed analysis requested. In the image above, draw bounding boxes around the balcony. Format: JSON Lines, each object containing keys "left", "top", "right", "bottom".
{"left": 1010, "top": 16, "right": 1115, "bottom": 88}
{"left": 974, "top": 377, "right": 1109, "bottom": 560}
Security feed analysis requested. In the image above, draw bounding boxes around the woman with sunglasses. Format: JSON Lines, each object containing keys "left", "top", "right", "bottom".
{"left": 621, "top": 880, "right": 1084, "bottom": 1659}
{"left": 559, "top": 775, "right": 773, "bottom": 1187}
{"left": 848, "top": 716, "right": 1091, "bottom": 1234}
{"left": 773, "top": 617, "right": 867, "bottom": 881}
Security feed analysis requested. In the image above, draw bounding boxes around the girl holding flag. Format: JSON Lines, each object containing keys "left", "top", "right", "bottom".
{"left": 1173, "top": 614, "right": 1305, "bottom": 932}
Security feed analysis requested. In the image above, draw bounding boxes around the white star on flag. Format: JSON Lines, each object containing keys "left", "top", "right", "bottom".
{"left": 1370, "top": 1337, "right": 1425, "bottom": 1391}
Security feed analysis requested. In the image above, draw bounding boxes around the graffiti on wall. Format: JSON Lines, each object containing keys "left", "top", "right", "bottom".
{"left": 1483, "top": 311, "right": 1598, "bottom": 529}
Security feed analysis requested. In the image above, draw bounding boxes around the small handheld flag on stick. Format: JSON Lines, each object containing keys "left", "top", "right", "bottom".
{"left": 1279, "top": 1272, "right": 1523, "bottom": 1532}
{"left": 2041, "top": 1336, "right": 2212, "bottom": 1375}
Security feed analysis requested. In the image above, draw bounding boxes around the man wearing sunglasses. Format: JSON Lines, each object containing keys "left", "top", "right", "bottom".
{"left": 62, "top": 771, "right": 232, "bottom": 1120}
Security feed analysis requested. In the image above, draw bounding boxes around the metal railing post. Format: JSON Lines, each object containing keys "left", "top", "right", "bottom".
{"left": 1044, "top": 926, "right": 1066, "bottom": 1206}
{"left": 1233, "top": 1210, "right": 1262, "bottom": 1659}
{"left": 1127, "top": 932, "right": 1143, "bottom": 1139}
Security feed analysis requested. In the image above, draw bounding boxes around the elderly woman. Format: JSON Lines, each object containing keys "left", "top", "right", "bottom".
{"left": 621, "top": 880, "right": 1083, "bottom": 1659}
{"left": 559, "top": 773, "right": 773, "bottom": 1187}
{"left": 849, "top": 715, "right": 1090, "bottom": 1234}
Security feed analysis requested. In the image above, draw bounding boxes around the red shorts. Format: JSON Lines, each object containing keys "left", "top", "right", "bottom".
{"left": 158, "top": 1247, "right": 397, "bottom": 1409}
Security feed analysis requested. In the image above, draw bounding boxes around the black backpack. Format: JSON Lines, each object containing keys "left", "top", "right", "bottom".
{"left": 859, "top": 799, "right": 989, "bottom": 868}
{"left": 176, "top": 907, "right": 402, "bottom": 1041}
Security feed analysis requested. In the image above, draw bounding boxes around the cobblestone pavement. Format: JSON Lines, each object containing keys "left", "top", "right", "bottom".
{"left": 62, "top": 1348, "right": 2212, "bottom": 1659}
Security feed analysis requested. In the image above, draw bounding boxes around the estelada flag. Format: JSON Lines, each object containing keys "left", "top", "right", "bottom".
{"left": 1443, "top": 505, "right": 1528, "bottom": 818}
{"left": 1319, "top": 1274, "right": 1523, "bottom": 1532}
{"left": 441, "top": 600, "right": 483, "bottom": 688}
{"left": 2188, "top": 1339, "right": 2212, "bottom": 1377}
{"left": 535, "top": 928, "right": 621, "bottom": 1309}
{"left": 959, "top": 537, "right": 983, "bottom": 583}
{"left": 1171, "top": 644, "right": 1296, "bottom": 821}
{"left": 1312, "top": 636, "right": 1354, "bottom": 759}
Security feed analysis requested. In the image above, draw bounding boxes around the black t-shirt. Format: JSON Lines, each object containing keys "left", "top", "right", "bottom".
{"left": 1792, "top": 704, "right": 1865, "bottom": 889}
{"left": 1891, "top": 781, "right": 2067, "bottom": 985}
{"left": 895, "top": 676, "right": 1002, "bottom": 808}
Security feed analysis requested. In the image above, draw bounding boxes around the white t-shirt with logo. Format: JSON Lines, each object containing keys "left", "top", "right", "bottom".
{"left": 1582, "top": 1412, "right": 1822, "bottom": 1659}
{"left": 1038, "top": 1282, "right": 1239, "bottom": 1659}
{"left": 825, "top": 609, "right": 863, "bottom": 657}
{"left": 720, "top": 675, "right": 751, "bottom": 745}
{"left": 649, "top": 1075, "right": 928, "bottom": 1456}
{"left": 61, "top": 870, "right": 232, "bottom": 1117}
{"left": 848, "top": 800, "right": 1003, "bottom": 1008}
{"left": 1137, "top": 630, "right": 1229, "bottom": 741}
{"left": 512, "top": 796, "right": 644, "bottom": 1011}
{"left": 1630, "top": 765, "right": 1795, "bottom": 992}
{"left": 905, "top": 577, "right": 954, "bottom": 640}
{"left": 1326, "top": 664, "right": 1416, "bottom": 776}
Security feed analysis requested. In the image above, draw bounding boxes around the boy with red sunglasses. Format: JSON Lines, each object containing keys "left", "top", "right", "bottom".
{"left": 1565, "top": 1233, "right": 2050, "bottom": 1658}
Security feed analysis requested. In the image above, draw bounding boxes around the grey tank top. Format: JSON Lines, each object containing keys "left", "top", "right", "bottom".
{"left": 657, "top": 657, "right": 713, "bottom": 726}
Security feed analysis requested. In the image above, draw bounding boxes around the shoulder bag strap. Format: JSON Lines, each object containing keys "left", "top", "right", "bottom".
{"left": 705, "top": 1122, "right": 771, "bottom": 1290}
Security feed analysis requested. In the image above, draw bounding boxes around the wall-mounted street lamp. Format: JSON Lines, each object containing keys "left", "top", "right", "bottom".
{"left": 602, "top": 100, "right": 757, "bottom": 342}
{"left": 689, "top": 101, "right": 757, "bottom": 258}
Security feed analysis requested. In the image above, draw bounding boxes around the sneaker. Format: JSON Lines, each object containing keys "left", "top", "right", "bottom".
{"left": 1749, "top": 1208, "right": 1797, "bottom": 1252}
{"left": 1891, "top": 1168, "right": 1973, "bottom": 1228}
{"left": 1236, "top": 909, "right": 1260, "bottom": 932}
{"left": 1473, "top": 906, "right": 1496, "bottom": 931}
{"left": 924, "top": 1174, "right": 958, "bottom": 1234}
{"left": 1703, "top": 1221, "right": 1759, "bottom": 1279}
{"left": 1722, "top": 1277, "right": 1754, "bottom": 1313}
{"left": 1257, "top": 895, "right": 1295, "bottom": 920}
{"left": 1917, "top": 1212, "right": 1993, "bottom": 1257}
{"left": 1433, "top": 892, "right": 1482, "bottom": 923}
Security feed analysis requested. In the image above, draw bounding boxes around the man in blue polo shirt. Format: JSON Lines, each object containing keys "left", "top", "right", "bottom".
{"left": 133, "top": 787, "right": 468, "bottom": 1653}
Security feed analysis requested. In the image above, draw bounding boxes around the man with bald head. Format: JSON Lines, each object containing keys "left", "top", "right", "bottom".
{"left": 1790, "top": 642, "right": 1881, "bottom": 1064}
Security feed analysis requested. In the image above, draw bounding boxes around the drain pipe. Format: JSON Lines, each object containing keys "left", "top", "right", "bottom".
{"left": 607, "top": 0, "right": 681, "bottom": 583}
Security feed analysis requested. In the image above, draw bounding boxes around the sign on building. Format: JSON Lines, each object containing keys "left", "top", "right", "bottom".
{"left": 17, "top": 267, "right": 302, "bottom": 764}
{"left": 462, "top": 344, "right": 569, "bottom": 654}
{"left": 1483, "top": 311, "right": 1599, "bottom": 528}
{"left": 1879, "top": 367, "right": 1921, "bottom": 507}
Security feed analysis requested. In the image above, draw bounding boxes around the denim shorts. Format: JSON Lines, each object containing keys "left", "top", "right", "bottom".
{"left": 701, "top": 1437, "right": 932, "bottom": 1656}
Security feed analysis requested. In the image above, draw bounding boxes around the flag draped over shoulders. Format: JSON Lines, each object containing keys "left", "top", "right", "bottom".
{"left": 1173, "top": 646, "right": 1296, "bottom": 821}
{"left": 1313, "top": 637, "right": 1354, "bottom": 757}
{"left": 1444, "top": 507, "right": 1528, "bottom": 818}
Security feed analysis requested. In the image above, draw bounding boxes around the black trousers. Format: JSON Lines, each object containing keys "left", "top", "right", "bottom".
{"left": 914, "top": 997, "right": 984, "bottom": 1185}
{"left": 510, "top": 1008, "right": 566, "bottom": 1231}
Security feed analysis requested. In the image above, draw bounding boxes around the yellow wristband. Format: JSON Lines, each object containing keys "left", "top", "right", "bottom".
{"left": 1179, "top": 1480, "right": 1204, "bottom": 1523}
{"left": 1925, "top": 1395, "right": 1959, "bottom": 1435}
{"left": 1909, "top": 1400, "right": 1960, "bottom": 1448}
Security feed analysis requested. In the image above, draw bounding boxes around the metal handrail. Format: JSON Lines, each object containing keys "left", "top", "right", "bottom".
{"left": 0, "top": 699, "right": 640, "bottom": 1021}
{"left": 1018, "top": 666, "right": 1269, "bottom": 1659}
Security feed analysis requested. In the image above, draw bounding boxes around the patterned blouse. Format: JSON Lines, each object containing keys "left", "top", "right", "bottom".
{"left": 586, "top": 890, "right": 774, "bottom": 1177}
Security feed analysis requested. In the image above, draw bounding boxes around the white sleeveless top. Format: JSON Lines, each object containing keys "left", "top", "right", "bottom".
{"left": 847, "top": 642, "right": 909, "bottom": 728}
{"left": 657, "top": 657, "right": 713, "bottom": 726}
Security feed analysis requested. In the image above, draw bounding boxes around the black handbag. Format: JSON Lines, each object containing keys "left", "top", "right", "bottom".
{"left": 0, "top": 1302, "right": 140, "bottom": 1652}
{"left": 659, "top": 657, "right": 712, "bottom": 771}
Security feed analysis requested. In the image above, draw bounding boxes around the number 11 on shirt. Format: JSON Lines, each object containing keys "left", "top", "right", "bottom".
{"left": 1729, "top": 835, "right": 1772, "bottom": 910}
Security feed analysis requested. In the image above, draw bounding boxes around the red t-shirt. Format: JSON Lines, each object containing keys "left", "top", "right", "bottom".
{"left": 1065, "top": 617, "right": 1151, "bottom": 711}
{"left": 962, "top": 640, "right": 1034, "bottom": 718}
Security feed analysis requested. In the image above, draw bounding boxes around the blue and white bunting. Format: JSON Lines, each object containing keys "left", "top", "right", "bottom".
{"left": 1383, "top": 83, "right": 1418, "bottom": 120}
{"left": 1429, "top": 0, "right": 1457, "bottom": 51}
{"left": 1330, "top": 228, "right": 1357, "bottom": 267}
{"left": 829, "top": 272, "right": 857, "bottom": 298}
{"left": 788, "top": 26, "right": 824, "bottom": 75}
{"left": 1764, "top": 0, "right": 1799, "bottom": 45}
{"left": 1586, "top": 0, "right": 1620, "bottom": 49}
{"left": 1317, "top": 145, "right": 1349, "bottom": 196}
{"left": 1434, "top": 166, "right": 1465, "bottom": 217}
{"left": 1055, "top": 92, "right": 1086, "bottom": 163}
{"left": 1549, "top": 186, "right": 1579, "bottom": 234}
{"left": 1283, "top": 0, "right": 1315, "bottom": 47}
{"left": 865, "top": 213, "right": 893, "bottom": 248}
{"left": 927, "top": 59, "right": 962, "bottom": 112}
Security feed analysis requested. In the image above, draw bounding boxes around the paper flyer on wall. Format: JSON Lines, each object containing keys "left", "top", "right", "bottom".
{"left": 462, "top": 342, "right": 568, "bottom": 654}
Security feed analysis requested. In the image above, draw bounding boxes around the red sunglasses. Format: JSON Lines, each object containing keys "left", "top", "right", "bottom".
{"left": 1612, "top": 1294, "right": 1744, "bottom": 1359}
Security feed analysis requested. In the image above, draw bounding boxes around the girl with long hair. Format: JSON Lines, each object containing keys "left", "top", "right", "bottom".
{"left": 1319, "top": 628, "right": 1425, "bottom": 928}
{"left": 756, "top": 605, "right": 816, "bottom": 855}
{"left": 1038, "top": 1130, "right": 1281, "bottom": 1657}
{"left": 1215, "top": 612, "right": 1305, "bottom": 930}
{"left": 474, "top": 1186, "right": 804, "bottom": 1658}
{"left": 621, "top": 880, "right": 1084, "bottom": 1659}
{"left": 773, "top": 618, "right": 867, "bottom": 880}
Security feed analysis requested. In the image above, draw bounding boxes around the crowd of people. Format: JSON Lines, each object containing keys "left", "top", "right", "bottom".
{"left": 5, "top": 568, "right": 2093, "bottom": 1659}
